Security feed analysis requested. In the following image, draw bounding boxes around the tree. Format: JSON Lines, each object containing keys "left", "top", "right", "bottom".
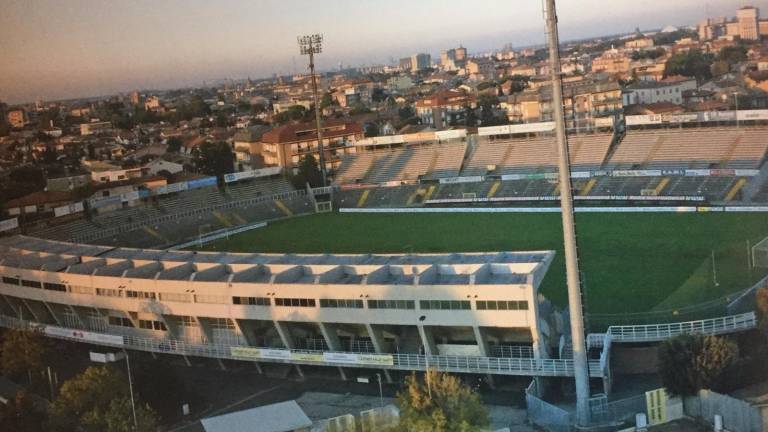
{"left": 0, "top": 391, "right": 46, "bottom": 432}
{"left": 718, "top": 45, "right": 747, "bottom": 65}
{"left": 104, "top": 397, "right": 159, "bottom": 432}
{"left": 664, "top": 50, "right": 714, "bottom": 82}
{"left": 364, "top": 123, "right": 379, "bottom": 138}
{"left": 0, "top": 329, "right": 48, "bottom": 381}
{"left": 757, "top": 286, "right": 768, "bottom": 342}
{"left": 393, "top": 370, "right": 488, "bottom": 432}
{"left": 50, "top": 366, "right": 128, "bottom": 431}
{"left": 273, "top": 105, "right": 307, "bottom": 124}
{"left": 166, "top": 136, "right": 182, "bottom": 153}
{"left": 193, "top": 141, "right": 234, "bottom": 177}
{"left": 290, "top": 154, "right": 323, "bottom": 189}
{"left": 398, "top": 106, "right": 415, "bottom": 120}
{"left": 658, "top": 334, "right": 739, "bottom": 396}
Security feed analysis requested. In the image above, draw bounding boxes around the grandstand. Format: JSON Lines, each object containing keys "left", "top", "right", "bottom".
{"left": 333, "top": 142, "right": 467, "bottom": 184}
{"left": 461, "top": 133, "right": 613, "bottom": 176}
{"left": 26, "top": 176, "right": 307, "bottom": 248}
{"left": 605, "top": 127, "right": 768, "bottom": 170}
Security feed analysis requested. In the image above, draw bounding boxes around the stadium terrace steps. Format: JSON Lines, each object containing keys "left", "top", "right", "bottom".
{"left": 606, "top": 127, "right": 768, "bottom": 170}
{"left": 333, "top": 142, "right": 467, "bottom": 184}
{"left": 462, "top": 134, "right": 613, "bottom": 176}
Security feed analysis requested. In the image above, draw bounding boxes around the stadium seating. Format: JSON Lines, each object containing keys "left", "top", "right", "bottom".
{"left": 333, "top": 142, "right": 467, "bottom": 184}
{"left": 606, "top": 127, "right": 768, "bottom": 170}
{"left": 27, "top": 176, "right": 304, "bottom": 246}
{"left": 462, "top": 133, "right": 613, "bottom": 176}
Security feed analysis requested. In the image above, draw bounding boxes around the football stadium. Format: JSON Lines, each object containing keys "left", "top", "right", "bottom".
{"left": 0, "top": 116, "right": 764, "bottom": 399}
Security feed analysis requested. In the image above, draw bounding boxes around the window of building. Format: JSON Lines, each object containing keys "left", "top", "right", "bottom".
{"left": 367, "top": 299, "right": 415, "bottom": 310}
{"left": 2, "top": 277, "right": 20, "bottom": 285}
{"left": 179, "top": 316, "right": 197, "bottom": 327}
{"left": 139, "top": 319, "right": 167, "bottom": 331}
{"left": 274, "top": 298, "right": 316, "bottom": 307}
{"left": 107, "top": 316, "right": 134, "bottom": 327}
{"left": 158, "top": 292, "right": 191, "bottom": 303}
{"left": 232, "top": 296, "right": 271, "bottom": 306}
{"left": 210, "top": 318, "right": 236, "bottom": 329}
{"left": 21, "top": 279, "right": 42, "bottom": 289}
{"left": 419, "top": 300, "right": 471, "bottom": 310}
{"left": 475, "top": 300, "right": 528, "bottom": 310}
{"left": 194, "top": 294, "right": 228, "bottom": 304}
{"left": 96, "top": 288, "right": 123, "bottom": 297}
{"left": 319, "top": 299, "right": 364, "bottom": 309}
{"left": 126, "top": 290, "right": 156, "bottom": 300}
{"left": 43, "top": 282, "right": 66, "bottom": 292}
{"left": 69, "top": 285, "right": 93, "bottom": 295}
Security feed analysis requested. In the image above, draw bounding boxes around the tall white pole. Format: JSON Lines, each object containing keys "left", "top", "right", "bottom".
{"left": 544, "top": 0, "right": 591, "bottom": 426}
{"left": 123, "top": 349, "right": 138, "bottom": 430}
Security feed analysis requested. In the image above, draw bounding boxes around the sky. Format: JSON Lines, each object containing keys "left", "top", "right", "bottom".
{"left": 0, "top": 0, "right": 763, "bottom": 104}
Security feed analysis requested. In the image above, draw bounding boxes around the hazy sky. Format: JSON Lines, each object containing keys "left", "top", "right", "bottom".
{"left": 0, "top": 0, "right": 763, "bottom": 104}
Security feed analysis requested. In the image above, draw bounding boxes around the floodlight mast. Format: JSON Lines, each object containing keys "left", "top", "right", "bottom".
{"left": 544, "top": 0, "right": 591, "bottom": 426}
{"left": 298, "top": 34, "right": 327, "bottom": 186}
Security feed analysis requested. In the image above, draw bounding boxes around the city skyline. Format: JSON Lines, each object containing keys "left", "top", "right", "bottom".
{"left": 0, "top": 0, "right": 764, "bottom": 104}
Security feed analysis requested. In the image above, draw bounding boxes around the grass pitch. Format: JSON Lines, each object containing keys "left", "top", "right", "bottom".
{"left": 201, "top": 212, "right": 768, "bottom": 316}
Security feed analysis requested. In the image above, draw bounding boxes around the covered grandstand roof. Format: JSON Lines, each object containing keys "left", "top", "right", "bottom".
{"left": 0, "top": 235, "right": 553, "bottom": 287}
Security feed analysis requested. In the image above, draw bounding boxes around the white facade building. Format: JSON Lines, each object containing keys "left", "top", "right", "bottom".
{"left": 0, "top": 236, "right": 574, "bottom": 379}
{"left": 622, "top": 78, "right": 697, "bottom": 106}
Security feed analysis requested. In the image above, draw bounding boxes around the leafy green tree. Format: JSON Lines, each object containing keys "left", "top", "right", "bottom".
{"left": 364, "top": 123, "right": 379, "bottom": 138}
{"left": 320, "top": 91, "right": 333, "bottom": 109}
{"left": 658, "top": 334, "right": 739, "bottom": 396}
{"left": 0, "top": 329, "right": 48, "bottom": 381}
{"left": 104, "top": 397, "right": 159, "bottom": 432}
{"left": 273, "top": 105, "right": 308, "bottom": 124}
{"left": 393, "top": 370, "right": 488, "bottom": 432}
{"left": 398, "top": 106, "right": 415, "bottom": 120}
{"left": 718, "top": 45, "right": 747, "bottom": 65}
{"left": 50, "top": 366, "right": 128, "bottom": 431}
{"left": 757, "top": 286, "right": 768, "bottom": 342}
{"left": 0, "top": 391, "right": 46, "bottom": 432}
{"left": 349, "top": 102, "right": 372, "bottom": 115}
{"left": 664, "top": 50, "right": 714, "bottom": 82}
{"left": 193, "top": 141, "right": 234, "bottom": 177}
{"left": 166, "top": 136, "right": 182, "bottom": 153}
{"left": 290, "top": 154, "right": 323, "bottom": 189}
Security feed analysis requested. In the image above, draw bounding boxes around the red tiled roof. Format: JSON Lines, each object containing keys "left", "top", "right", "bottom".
{"left": 415, "top": 90, "right": 476, "bottom": 108}
{"left": 261, "top": 120, "right": 363, "bottom": 144}
{"left": 5, "top": 191, "right": 75, "bottom": 208}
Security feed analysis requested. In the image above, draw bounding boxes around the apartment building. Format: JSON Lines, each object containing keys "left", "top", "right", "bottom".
{"left": 622, "top": 76, "right": 698, "bottom": 106}
{"left": 255, "top": 120, "right": 363, "bottom": 172}
{"left": 505, "top": 79, "right": 622, "bottom": 129}
{"left": 415, "top": 90, "right": 477, "bottom": 129}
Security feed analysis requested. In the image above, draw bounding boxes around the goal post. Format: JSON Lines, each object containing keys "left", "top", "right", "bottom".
{"left": 751, "top": 236, "right": 768, "bottom": 268}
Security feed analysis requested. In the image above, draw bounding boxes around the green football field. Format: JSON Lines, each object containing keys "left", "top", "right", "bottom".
{"left": 200, "top": 211, "right": 768, "bottom": 319}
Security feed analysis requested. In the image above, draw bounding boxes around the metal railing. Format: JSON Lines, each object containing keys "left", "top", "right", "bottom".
{"left": 0, "top": 314, "right": 603, "bottom": 378}
{"left": 605, "top": 312, "right": 756, "bottom": 342}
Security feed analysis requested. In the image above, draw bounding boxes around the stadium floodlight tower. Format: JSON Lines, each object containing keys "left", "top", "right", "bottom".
{"left": 298, "top": 33, "right": 327, "bottom": 186}
{"left": 544, "top": 0, "right": 591, "bottom": 426}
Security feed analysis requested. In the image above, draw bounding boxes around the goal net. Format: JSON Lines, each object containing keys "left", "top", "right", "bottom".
{"left": 751, "top": 236, "right": 768, "bottom": 268}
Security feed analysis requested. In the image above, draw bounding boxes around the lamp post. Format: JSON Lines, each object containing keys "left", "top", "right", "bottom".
{"left": 298, "top": 34, "right": 327, "bottom": 186}
{"left": 418, "top": 315, "right": 431, "bottom": 399}
{"left": 376, "top": 373, "right": 384, "bottom": 408}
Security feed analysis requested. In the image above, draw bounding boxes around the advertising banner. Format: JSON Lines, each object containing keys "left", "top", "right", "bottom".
{"left": 0, "top": 218, "right": 19, "bottom": 232}
{"left": 439, "top": 176, "right": 485, "bottom": 184}
{"left": 323, "top": 352, "right": 359, "bottom": 364}
{"left": 53, "top": 202, "right": 85, "bottom": 218}
{"left": 357, "top": 354, "right": 395, "bottom": 366}
{"left": 292, "top": 352, "right": 324, "bottom": 362}
{"left": 230, "top": 347, "right": 292, "bottom": 360}
{"left": 45, "top": 326, "right": 124, "bottom": 346}
{"left": 187, "top": 176, "right": 217, "bottom": 190}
